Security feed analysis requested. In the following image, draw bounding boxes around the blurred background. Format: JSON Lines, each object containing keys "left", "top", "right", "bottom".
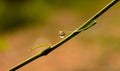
{"left": 0, "top": 0, "right": 120, "bottom": 71}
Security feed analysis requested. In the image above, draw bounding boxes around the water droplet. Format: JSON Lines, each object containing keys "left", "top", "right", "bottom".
{"left": 59, "top": 35, "right": 65, "bottom": 38}
{"left": 59, "top": 31, "right": 65, "bottom": 38}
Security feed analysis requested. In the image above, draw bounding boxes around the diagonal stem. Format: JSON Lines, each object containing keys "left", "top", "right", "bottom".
{"left": 9, "top": 0, "right": 119, "bottom": 71}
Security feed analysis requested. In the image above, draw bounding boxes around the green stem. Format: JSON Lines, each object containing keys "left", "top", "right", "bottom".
{"left": 9, "top": 0, "right": 119, "bottom": 71}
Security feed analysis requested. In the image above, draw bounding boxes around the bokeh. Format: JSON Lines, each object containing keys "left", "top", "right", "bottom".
{"left": 0, "top": 0, "right": 120, "bottom": 71}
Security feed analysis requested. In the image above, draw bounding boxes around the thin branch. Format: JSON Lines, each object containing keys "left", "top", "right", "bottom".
{"left": 9, "top": 0, "right": 119, "bottom": 71}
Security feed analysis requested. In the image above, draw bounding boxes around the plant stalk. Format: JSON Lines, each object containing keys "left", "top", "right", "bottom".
{"left": 9, "top": 0, "right": 119, "bottom": 71}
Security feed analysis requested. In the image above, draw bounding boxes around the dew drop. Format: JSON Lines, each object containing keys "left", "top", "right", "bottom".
{"left": 59, "top": 31, "right": 65, "bottom": 38}
{"left": 59, "top": 35, "right": 65, "bottom": 38}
